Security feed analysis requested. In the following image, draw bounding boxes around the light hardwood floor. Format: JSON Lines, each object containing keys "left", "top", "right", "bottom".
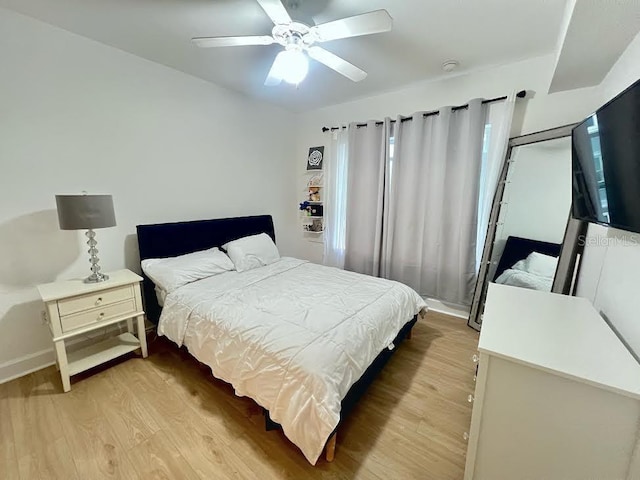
{"left": 1, "top": 311, "right": 479, "bottom": 480}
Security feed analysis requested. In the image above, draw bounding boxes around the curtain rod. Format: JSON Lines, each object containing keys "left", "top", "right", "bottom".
{"left": 321, "top": 90, "right": 527, "bottom": 132}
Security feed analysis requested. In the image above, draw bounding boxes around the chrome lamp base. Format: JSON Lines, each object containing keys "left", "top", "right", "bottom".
{"left": 85, "top": 272, "right": 109, "bottom": 283}
{"left": 84, "top": 229, "right": 109, "bottom": 283}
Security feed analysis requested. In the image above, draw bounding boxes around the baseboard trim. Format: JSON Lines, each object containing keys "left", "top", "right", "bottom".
{"left": 425, "top": 297, "right": 470, "bottom": 320}
{"left": 0, "top": 322, "right": 157, "bottom": 385}
{"left": 0, "top": 348, "right": 55, "bottom": 385}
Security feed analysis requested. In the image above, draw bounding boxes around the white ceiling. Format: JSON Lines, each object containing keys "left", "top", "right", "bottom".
{"left": 0, "top": 0, "right": 569, "bottom": 112}
{"left": 549, "top": 0, "right": 640, "bottom": 93}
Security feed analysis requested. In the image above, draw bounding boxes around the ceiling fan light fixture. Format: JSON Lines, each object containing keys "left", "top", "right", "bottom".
{"left": 192, "top": 1, "right": 393, "bottom": 86}
{"left": 280, "top": 48, "right": 309, "bottom": 85}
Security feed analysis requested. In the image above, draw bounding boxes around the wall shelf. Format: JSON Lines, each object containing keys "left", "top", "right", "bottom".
{"left": 301, "top": 172, "right": 324, "bottom": 240}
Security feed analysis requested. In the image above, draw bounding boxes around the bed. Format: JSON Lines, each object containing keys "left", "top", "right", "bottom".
{"left": 136, "top": 215, "right": 426, "bottom": 464}
{"left": 493, "top": 236, "right": 562, "bottom": 291}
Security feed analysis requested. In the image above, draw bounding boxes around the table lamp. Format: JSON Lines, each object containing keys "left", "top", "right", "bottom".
{"left": 55, "top": 194, "right": 116, "bottom": 283}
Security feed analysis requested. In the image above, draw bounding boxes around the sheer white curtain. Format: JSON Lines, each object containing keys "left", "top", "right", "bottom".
{"left": 343, "top": 119, "right": 391, "bottom": 276}
{"left": 382, "top": 100, "right": 488, "bottom": 305}
{"left": 476, "top": 92, "right": 516, "bottom": 269}
{"left": 323, "top": 127, "right": 349, "bottom": 268}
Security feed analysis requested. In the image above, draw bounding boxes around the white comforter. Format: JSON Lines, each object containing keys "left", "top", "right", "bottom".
{"left": 158, "top": 257, "right": 426, "bottom": 464}
{"left": 494, "top": 268, "right": 553, "bottom": 291}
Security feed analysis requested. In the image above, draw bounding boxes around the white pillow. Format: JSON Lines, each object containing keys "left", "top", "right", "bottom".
{"left": 141, "top": 247, "right": 235, "bottom": 293}
{"left": 523, "top": 251, "right": 558, "bottom": 278}
{"left": 222, "top": 233, "right": 280, "bottom": 272}
{"left": 510, "top": 259, "right": 528, "bottom": 272}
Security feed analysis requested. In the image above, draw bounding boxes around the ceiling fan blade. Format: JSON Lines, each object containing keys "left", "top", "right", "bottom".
{"left": 264, "top": 52, "right": 285, "bottom": 86}
{"left": 311, "top": 10, "right": 393, "bottom": 42}
{"left": 192, "top": 35, "right": 274, "bottom": 48}
{"left": 256, "top": 0, "right": 292, "bottom": 25}
{"left": 307, "top": 47, "right": 367, "bottom": 82}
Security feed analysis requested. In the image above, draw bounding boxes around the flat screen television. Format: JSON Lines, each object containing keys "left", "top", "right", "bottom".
{"left": 572, "top": 78, "right": 640, "bottom": 234}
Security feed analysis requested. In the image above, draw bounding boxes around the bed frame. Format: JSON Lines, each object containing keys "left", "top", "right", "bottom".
{"left": 136, "top": 214, "right": 418, "bottom": 461}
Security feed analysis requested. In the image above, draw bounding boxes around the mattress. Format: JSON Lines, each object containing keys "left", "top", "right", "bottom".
{"left": 158, "top": 257, "right": 426, "bottom": 464}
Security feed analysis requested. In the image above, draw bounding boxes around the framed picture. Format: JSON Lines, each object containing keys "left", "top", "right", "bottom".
{"left": 307, "top": 146, "right": 324, "bottom": 170}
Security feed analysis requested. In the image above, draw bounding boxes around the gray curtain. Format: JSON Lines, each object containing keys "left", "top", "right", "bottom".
{"left": 343, "top": 119, "right": 391, "bottom": 276}
{"left": 383, "top": 100, "right": 487, "bottom": 305}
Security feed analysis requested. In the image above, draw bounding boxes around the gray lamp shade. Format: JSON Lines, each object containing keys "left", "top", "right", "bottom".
{"left": 55, "top": 194, "right": 116, "bottom": 230}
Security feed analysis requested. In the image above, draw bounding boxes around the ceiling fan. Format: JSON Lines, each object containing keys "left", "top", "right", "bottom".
{"left": 192, "top": 0, "right": 393, "bottom": 86}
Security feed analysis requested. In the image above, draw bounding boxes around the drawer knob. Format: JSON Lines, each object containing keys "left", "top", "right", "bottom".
{"left": 98, "top": 312, "right": 105, "bottom": 319}
{"left": 463, "top": 432, "right": 469, "bottom": 441}
{"left": 472, "top": 354, "right": 479, "bottom": 363}
{"left": 95, "top": 297, "right": 103, "bottom": 306}
{"left": 468, "top": 394, "right": 474, "bottom": 403}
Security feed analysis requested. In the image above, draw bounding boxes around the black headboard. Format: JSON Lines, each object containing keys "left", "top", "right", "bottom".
{"left": 136, "top": 215, "right": 275, "bottom": 323}
{"left": 493, "top": 236, "right": 562, "bottom": 281}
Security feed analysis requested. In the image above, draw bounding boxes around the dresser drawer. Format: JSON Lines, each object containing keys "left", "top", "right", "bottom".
{"left": 60, "top": 298, "right": 137, "bottom": 333}
{"left": 57, "top": 285, "right": 134, "bottom": 316}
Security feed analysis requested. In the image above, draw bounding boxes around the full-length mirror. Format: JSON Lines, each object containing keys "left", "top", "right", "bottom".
{"left": 488, "top": 136, "right": 572, "bottom": 288}
{"left": 469, "top": 125, "right": 577, "bottom": 330}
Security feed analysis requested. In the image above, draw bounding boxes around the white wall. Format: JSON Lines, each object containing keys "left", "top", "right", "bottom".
{"left": 293, "top": 54, "right": 603, "bottom": 264}
{"left": 576, "top": 31, "right": 640, "bottom": 359}
{"left": 0, "top": 8, "right": 297, "bottom": 382}
{"left": 490, "top": 138, "right": 573, "bottom": 273}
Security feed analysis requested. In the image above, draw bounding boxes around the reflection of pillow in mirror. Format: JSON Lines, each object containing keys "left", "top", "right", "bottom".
{"left": 524, "top": 252, "right": 558, "bottom": 277}
{"left": 510, "top": 259, "right": 528, "bottom": 272}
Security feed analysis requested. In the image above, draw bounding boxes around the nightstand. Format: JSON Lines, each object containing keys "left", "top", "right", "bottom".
{"left": 37, "top": 269, "right": 148, "bottom": 392}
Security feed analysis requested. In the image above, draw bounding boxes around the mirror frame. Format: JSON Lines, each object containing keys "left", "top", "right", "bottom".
{"left": 468, "top": 123, "right": 580, "bottom": 331}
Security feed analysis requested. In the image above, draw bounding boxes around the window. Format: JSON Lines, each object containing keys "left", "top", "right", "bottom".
{"left": 586, "top": 115, "right": 610, "bottom": 222}
{"left": 475, "top": 123, "right": 493, "bottom": 270}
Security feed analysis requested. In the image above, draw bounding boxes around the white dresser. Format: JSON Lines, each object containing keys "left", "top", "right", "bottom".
{"left": 464, "top": 283, "right": 640, "bottom": 480}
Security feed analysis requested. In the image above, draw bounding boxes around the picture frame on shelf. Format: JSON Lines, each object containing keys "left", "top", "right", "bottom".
{"left": 299, "top": 202, "right": 323, "bottom": 217}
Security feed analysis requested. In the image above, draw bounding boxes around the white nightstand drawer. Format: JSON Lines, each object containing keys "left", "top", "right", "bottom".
{"left": 60, "top": 298, "right": 137, "bottom": 332}
{"left": 57, "top": 285, "right": 134, "bottom": 316}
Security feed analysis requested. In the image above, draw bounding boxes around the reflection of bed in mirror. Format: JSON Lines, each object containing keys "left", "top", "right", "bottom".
{"left": 469, "top": 124, "right": 581, "bottom": 330}
{"left": 488, "top": 133, "right": 571, "bottom": 293}
{"left": 492, "top": 236, "right": 561, "bottom": 292}
{"left": 488, "top": 135, "right": 572, "bottom": 275}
